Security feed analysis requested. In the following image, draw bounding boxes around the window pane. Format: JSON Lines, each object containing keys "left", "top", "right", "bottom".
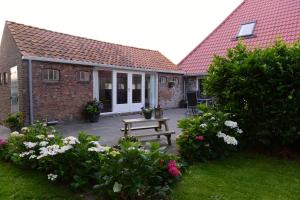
{"left": 99, "top": 70, "right": 112, "bottom": 112}
{"left": 85, "top": 72, "right": 89, "bottom": 81}
{"left": 54, "top": 70, "right": 59, "bottom": 80}
{"left": 49, "top": 70, "right": 53, "bottom": 80}
{"left": 117, "top": 73, "right": 127, "bottom": 104}
{"left": 4, "top": 72, "right": 8, "bottom": 84}
{"left": 238, "top": 22, "right": 255, "bottom": 37}
{"left": 132, "top": 74, "right": 142, "bottom": 103}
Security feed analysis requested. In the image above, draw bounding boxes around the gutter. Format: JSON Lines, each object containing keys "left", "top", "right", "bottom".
{"left": 21, "top": 56, "right": 184, "bottom": 75}
{"left": 27, "top": 59, "right": 34, "bottom": 124}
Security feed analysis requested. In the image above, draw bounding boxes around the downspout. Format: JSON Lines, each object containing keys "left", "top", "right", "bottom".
{"left": 28, "top": 59, "right": 33, "bottom": 124}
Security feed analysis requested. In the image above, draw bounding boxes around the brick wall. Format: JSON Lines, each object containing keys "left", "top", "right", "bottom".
{"left": 158, "top": 73, "right": 183, "bottom": 108}
{"left": 0, "top": 24, "right": 23, "bottom": 121}
{"left": 31, "top": 61, "right": 93, "bottom": 121}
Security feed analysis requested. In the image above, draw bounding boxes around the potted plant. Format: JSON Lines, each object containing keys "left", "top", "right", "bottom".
{"left": 2, "top": 112, "right": 24, "bottom": 131}
{"left": 85, "top": 99, "right": 103, "bottom": 122}
{"left": 141, "top": 107, "right": 153, "bottom": 119}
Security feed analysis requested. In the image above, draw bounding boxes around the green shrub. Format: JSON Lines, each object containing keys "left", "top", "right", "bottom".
{"left": 177, "top": 104, "right": 242, "bottom": 161}
{"left": 3, "top": 112, "right": 24, "bottom": 131}
{"left": 2, "top": 122, "right": 183, "bottom": 199}
{"left": 204, "top": 40, "right": 300, "bottom": 148}
{"left": 94, "top": 141, "right": 182, "bottom": 200}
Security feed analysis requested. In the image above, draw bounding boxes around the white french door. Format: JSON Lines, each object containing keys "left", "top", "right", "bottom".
{"left": 113, "top": 71, "right": 145, "bottom": 113}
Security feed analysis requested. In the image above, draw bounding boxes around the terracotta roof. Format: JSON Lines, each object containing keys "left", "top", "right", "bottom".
{"left": 6, "top": 21, "right": 179, "bottom": 72}
{"left": 179, "top": 0, "right": 300, "bottom": 75}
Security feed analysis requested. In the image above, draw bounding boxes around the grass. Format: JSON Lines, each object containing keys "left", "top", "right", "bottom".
{"left": 171, "top": 153, "right": 300, "bottom": 200}
{"left": 0, "top": 161, "right": 82, "bottom": 200}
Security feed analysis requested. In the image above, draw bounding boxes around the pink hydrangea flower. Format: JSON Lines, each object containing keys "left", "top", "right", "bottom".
{"left": 167, "top": 160, "right": 177, "bottom": 168}
{"left": 167, "top": 160, "right": 181, "bottom": 177}
{"left": 195, "top": 135, "right": 205, "bottom": 141}
{"left": 168, "top": 166, "right": 181, "bottom": 177}
{"left": 0, "top": 138, "right": 7, "bottom": 146}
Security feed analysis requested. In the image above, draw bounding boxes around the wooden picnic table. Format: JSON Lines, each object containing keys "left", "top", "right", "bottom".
{"left": 121, "top": 117, "right": 175, "bottom": 145}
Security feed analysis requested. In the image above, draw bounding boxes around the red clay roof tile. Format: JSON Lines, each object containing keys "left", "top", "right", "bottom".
{"left": 6, "top": 21, "right": 179, "bottom": 72}
{"left": 179, "top": 0, "right": 300, "bottom": 75}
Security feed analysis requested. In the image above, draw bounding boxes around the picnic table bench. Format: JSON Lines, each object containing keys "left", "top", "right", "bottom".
{"left": 121, "top": 117, "right": 175, "bottom": 145}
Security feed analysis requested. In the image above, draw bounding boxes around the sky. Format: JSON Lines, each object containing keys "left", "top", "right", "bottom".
{"left": 0, "top": 0, "right": 243, "bottom": 64}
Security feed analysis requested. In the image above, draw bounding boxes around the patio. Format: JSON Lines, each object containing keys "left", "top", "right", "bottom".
{"left": 54, "top": 108, "right": 186, "bottom": 152}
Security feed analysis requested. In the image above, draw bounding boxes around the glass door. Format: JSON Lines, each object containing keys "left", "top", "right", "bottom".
{"left": 98, "top": 70, "right": 112, "bottom": 113}
{"left": 114, "top": 72, "right": 130, "bottom": 113}
{"left": 131, "top": 73, "right": 144, "bottom": 111}
{"left": 113, "top": 71, "right": 145, "bottom": 113}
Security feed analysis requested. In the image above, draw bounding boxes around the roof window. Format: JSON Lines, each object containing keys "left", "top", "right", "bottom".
{"left": 237, "top": 22, "right": 256, "bottom": 37}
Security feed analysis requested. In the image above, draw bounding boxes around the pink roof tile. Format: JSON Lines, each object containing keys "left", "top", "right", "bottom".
{"left": 179, "top": 0, "right": 300, "bottom": 75}
{"left": 6, "top": 21, "right": 179, "bottom": 72}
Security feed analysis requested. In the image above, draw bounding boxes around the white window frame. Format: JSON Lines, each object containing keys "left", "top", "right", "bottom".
{"left": 237, "top": 21, "right": 256, "bottom": 37}
{"left": 43, "top": 69, "right": 60, "bottom": 82}
{"left": 160, "top": 76, "right": 167, "bottom": 85}
{"left": 79, "top": 71, "right": 90, "bottom": 82}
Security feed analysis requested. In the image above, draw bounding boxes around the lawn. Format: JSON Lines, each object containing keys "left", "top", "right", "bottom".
{"left": 171, "top": 153, "right": 300, "bottom": 200}
{"left": 0, "top": 161, "right": 82, "bottom": 200}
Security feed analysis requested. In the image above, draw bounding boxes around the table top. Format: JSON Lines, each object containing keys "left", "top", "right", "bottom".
{"left": 122, "top": 117, "right": 169, "bottom": 124}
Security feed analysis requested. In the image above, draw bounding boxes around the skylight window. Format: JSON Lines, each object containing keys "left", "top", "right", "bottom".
{"left": 237, "top": 22, "right": 256, "bottom": 37}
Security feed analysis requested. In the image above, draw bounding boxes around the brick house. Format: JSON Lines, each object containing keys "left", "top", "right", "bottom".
{"left": 0, "top": 21, "right": 184, "bottom": 123}
{"left": 179, "top": 0, "right": 300, "bottom": 93}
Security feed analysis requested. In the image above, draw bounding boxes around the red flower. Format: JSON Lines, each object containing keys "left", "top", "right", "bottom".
{"left": 168, "top": 166, "right": 181, "bottom": 177}
{"left": 195, "top": 135, "right": 205, "bottom": 141}
{"left": 0, "top": 138, "right": 7, "bottom": 146}
{"left": 167, "top": 160, "right": 181, "bottom": 177}
{"left": 167, "top": 160, "right": 177, "bottom": 168}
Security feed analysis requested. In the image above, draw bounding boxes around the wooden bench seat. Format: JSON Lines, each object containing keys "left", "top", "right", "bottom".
{"left": 120, "top": 125, "right": 160, "bottom": 131}
{"left": 130, "top": 131, "right": 175, "bottom": 145}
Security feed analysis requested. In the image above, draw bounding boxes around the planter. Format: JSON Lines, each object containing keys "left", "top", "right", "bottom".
{"left": 143, "top": 111, "right": 153, "bottom": 119}
{"left": 88, "top": 113, "right": 100, "bottom": 122}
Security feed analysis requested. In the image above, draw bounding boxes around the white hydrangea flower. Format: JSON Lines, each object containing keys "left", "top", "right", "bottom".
{"left": 224, "top": 120, "right": 238, "bottom": 129}
{"left": 21, "top": 127, "right": 29, "bottom": 133}
{"left": 39, "top": 141, "right": 49, "bottom": 147}
{"left": 47, "top": 173, "right": 58, "bottom": 181}
{"left": 10, "top": 131, "right": 21, "bottom": 137}
{"left": 19, "top": 150, "right": 35, "bottom": 158}
{"left": 210, "top": 117, "right": 215, "bottom": 120}
{"left": 23, "top": 142, "right": 38, "bottom": 149}
{"left": 237, "top": 128, "right": 243, "bottom": 134}
{"left": 37, "top": 145, "right": 60, "bottom": 159}
{"left": 216, "top": 131, "right": 226, "bottom": 138}
{"left": 62, "top": 136, "right": 80, "bottom": 145}
{"left": 216, "top": 131, "right": 238, "bottom": 146}
{"left": 199, "top": 123, "right": 207, "bottom": 128}
{"left": 223, "top": 135, "right": 238, "bottom": 145}
{"left": 36, "top": 135, "right": 45, "bottom": 139}
{"left": 47, "top": 134, "right": 55, "bottom": 139}
{"left": 58, "top": 145, "right": 73, "bottom": 153}
{"left": 88, "top": 141, "right": 109, "bottom": 152}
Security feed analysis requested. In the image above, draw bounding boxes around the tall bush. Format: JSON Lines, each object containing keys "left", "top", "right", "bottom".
{"left": 204, "top": 40, "right": 300, "bottom": 149}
